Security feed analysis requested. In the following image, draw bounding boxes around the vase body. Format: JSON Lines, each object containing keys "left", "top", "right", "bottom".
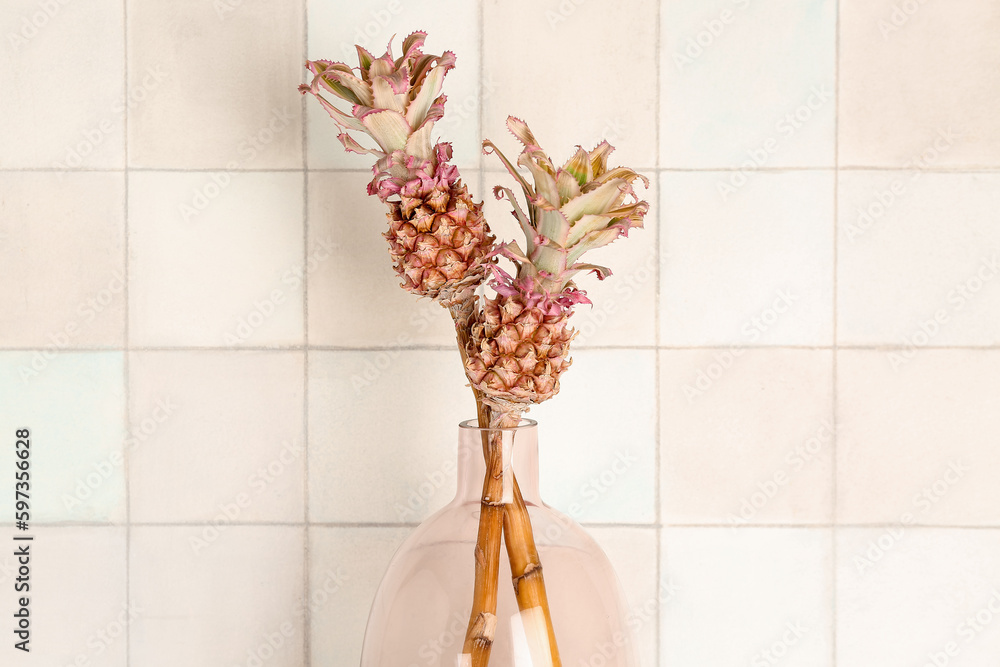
{"left": 360, "top": 419, "right": 639, "bottom": 666}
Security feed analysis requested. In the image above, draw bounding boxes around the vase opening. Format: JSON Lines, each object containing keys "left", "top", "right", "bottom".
{"left": 455, "top": 418, "right": 541, "bottom": 506}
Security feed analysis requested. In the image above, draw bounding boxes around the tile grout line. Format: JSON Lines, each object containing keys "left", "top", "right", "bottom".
{"left": 301, "top": 2, "right": 311, "bottom": 665}
{"left": 653, "top": 0, "right": 663, "bottom": 665}
{"left": 8, "top": 344, "right": 1000, "bottom": 353}
{"left": 7, "top": 165, "right": 1000, "bottom": 174}
{"left": 24, "top": 520, "right": 1000, "bottom": 529}
{"left": 121, "top": 1, "right": 131, "bottom": 666}
{"left": 832, "top": 2, "right": 841, "bottom": 665}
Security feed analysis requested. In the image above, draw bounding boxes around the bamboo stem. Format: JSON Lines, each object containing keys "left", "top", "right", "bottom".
{"left": 460, "top": 422, "right": 506, "bottom": 665}
{"left": 451, "top": 302, "right": 504, "bottom": 666}
{"left": 504, "top": 477, "right": 561, "bottom": 666}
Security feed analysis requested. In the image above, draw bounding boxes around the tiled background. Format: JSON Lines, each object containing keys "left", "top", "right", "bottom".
{"left": 1, "top": 0, "right": 999, "bottom": 665}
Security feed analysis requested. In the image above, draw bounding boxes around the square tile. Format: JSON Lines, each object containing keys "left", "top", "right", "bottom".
{"left": 661, "top": 0, "right": 836, "bottom": 168}
{"left": 309, "top": 527, "right": 410, "bottom": 667}
{"left": 659, "top": 171, "right": 834, "bottom": 346}
{"left": 531, "top": 350, "right": 657, "bottom": 524}
{"left": 0, "top": 172, "right": 125, "bottom": 348}
{"left": 0, "top": 0, "right": 124, "bottom": 168}
{"left": 661, "top": 349, "right": 833, "bottom": 525}
{"left": 483, "top": 0, "right": 658, "bottom": 170}
{"left": 661, "top": 527, "right": 832, "bottom": 666}
{"left": 307, "top": 0, "right": 481, "bottom": 170}
{"left": 130, "top": 526, "right": 305, "bottom": 667}
{"left": 0, "top": 352, "right": 125, "bottom": 523}
{"left": 129, "top": 351, "right": 304, "bottom": 523}
{"left": 588, "top": 527, "right": 660, "bottom": 667}
{"left": 837, "top": 350, "right": 1000, "bottom": 526}
{"left": 309, "top": 350, "right": 474, "bottom": 523}
{"left": 840, "top": 0, "right": 1000, "bottom": 167}
{"left": 838, "top": 172, "right": 1000, "bottom": 346}
{"left": 838, "top": 528, "right": 1000, "bottom": 666}
{"left": 0, "top": 527, "right": 127, "bottom": 666}
{"left": 128, "top": 171, "right": 304, "bottom": 347}
{"left": 307, "top": 171, "right": 458, "bottom": 347}
{"left": 482, "top": 170, "right": 658, "bottom": 348}
{"left": 127, "top": 0, "right": 303, "bottom": 168}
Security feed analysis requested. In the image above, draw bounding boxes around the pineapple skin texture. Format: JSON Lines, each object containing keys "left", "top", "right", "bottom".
{"left": 465, "top": 292, "right": 574, "bottom": 406}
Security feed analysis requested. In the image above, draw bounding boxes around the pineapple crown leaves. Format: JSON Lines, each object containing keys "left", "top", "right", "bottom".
{"left": 482, "top": 116, "right": 649, "bottom": 312}
{"left": 298, "top": 31, "right": 455, "bottom": 163}
{"left": 371, "top": 141, "right": 461, "bottom": 202}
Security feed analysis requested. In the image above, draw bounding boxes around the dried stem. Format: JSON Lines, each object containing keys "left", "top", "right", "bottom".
{"left": 460, "top": 421, "right": 505, "bottom": 665}
{"left": 452, "top": 301, "right": 503, "bottom": 666}
{"left": 504, "top": 478, "right": 561, "bottom": 666}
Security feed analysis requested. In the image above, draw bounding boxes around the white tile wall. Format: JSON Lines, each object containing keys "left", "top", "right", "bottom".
{"left": 837, "top": 528, "right": 1000, "bottom": 666}
{"left": 0, "top": 0, "right": 126, "bottom": 169}
{"left": 838, "top": 0, "right": 1000, "bottom": 168}
{"left": 660, "top": 0, "right": 836, "bottom": 169}
{"left": 660, "top": 349, "right": 834, "bottom": 525}
{"left": 2, "top": 1, "right": 999, "bottom": 665}
{"left": 309, "top": 526, "right": 410, "bottom": 666}
{"left": 130, "top": 525, "right": 305, "bottom": 667}
{"left": 0, "top": 527, "right": 129, "bottom": 666}
{"left": 128, "top": 171, "right": 305, "bottom": 347}
{"left": 661, "top": 527, "right": 833, "bottom": 666}
{"left": 837, "top": 172, "right": 1000, "bottom": 346}
{"left": 308, "top": 350, "right": 471, "bottom": 524}
{"left": 126, "top": 0, "right": 304, "bottom": 169}
{"left": 128, "top": 351, "right": 305, "bottom": 523}
{"left": 659, "top": 170, "right": 834, "bottom": 346}
{"left": 483, "top": 0, "right": 659, "bottom": 170}
{"left": 0, "top": 172, "right": 126, "bottom": 347}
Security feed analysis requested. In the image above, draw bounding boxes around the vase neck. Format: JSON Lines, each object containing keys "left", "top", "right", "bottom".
{"left": 455, "top": 419, "right": 541, "bottom": 505}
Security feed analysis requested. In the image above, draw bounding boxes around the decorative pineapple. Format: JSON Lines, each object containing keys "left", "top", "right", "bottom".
{"left": 299, "top": 31, "right": 494, "bottom": 304}
{"left": 467, "top": 117, "right": 649, "bottom": 411}
{"left": 301, "top": 36, "right": 651, "bottom": 666}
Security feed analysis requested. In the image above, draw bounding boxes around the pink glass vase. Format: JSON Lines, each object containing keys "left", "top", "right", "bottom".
{"left": 360, "top": 419, "right": 639, "bottom": 666}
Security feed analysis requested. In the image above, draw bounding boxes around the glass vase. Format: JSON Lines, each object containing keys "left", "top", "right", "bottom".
{"left": 360, "top": 419, "right": 639, "bottom": 666}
